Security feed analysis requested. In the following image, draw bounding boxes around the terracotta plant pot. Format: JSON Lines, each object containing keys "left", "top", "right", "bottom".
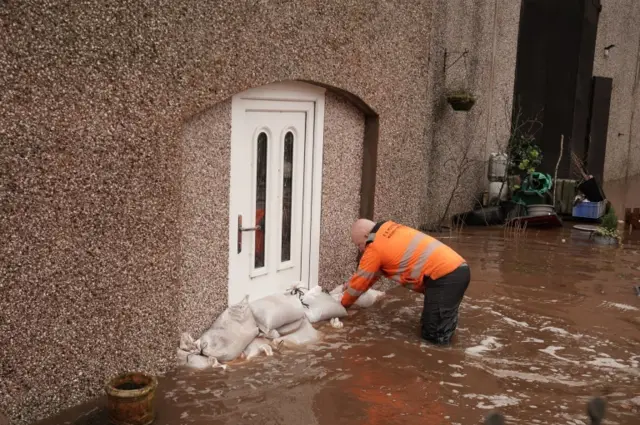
{"left": 105, "top": 372, "right": 158, "bottom": 425}
{"left": 446, "top": 93, "right": 476, "bottom": 111}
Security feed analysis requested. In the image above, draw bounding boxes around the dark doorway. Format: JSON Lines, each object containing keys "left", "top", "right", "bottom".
{"left": 512, "top": 0, "right": 602, "bottom": 179}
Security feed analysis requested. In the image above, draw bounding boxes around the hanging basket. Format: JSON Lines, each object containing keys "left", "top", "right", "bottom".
{"left": 446, "top": 92, "right": 476, "bottom": 111}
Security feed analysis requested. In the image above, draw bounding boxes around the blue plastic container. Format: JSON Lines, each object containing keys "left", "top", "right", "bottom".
{"left": 572, "top": 201, "right": 606, "bottom": 219}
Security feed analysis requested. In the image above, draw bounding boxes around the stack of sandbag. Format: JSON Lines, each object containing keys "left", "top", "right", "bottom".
{"left": 177, "top": 295, "right": 259, "bottom": 369}
{"left": 250, "top": 292, "right": 307, "bottom": 338}
{"left": 251, "top": 290, "right": 320, "bottom": 347}
{"left": 274, "top": 317, "right": 319, "bottom": 347}
{"left": 329, "top": 284, "right": 385, "bottom": 308}
{"left": 300, "top": 286, "right": 347, "bottom": 323}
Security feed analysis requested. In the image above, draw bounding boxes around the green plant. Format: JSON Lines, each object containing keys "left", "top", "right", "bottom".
{"left": 508, "top": 133, "right": 543, "bottom": 175}
{"left": 600, "top": 207, "right": 618, "bottom": 232}
{"left": 593, "top": 226, "right": 621, "bottom": 243}
{"left": 593, "top": 207, "right": 621, "bottom": 243}
{"left": 447, "top": 91, "right": 475, "bottom": 102}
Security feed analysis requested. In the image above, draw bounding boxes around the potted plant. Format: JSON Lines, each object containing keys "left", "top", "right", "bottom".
{"left": 446, "top": 91, "right": 476, "bottom": 111}
{"left": 591, "top": 207, "right": 621, "bottom": 245}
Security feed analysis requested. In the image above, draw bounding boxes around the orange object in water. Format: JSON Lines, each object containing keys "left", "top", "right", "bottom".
{"left": 342, "top": 221, "right": 465, "bottom": 307}
{"left": 105, "top": 372, "right": 158, "bottom": 425}
{"left": 339, "top": 345, "right": 448, "bottom": 424}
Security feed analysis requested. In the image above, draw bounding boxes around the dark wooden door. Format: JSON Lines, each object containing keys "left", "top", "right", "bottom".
{"left": 512, "top": 0, "right": 602, "bottom": 178}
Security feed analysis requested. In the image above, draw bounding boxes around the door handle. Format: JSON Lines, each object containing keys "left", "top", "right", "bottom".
{"left": 239, "top": 225, "right": 261, "bottom": 232}
{"left": 237, "top": 214, "right": 261, "bottom": 253}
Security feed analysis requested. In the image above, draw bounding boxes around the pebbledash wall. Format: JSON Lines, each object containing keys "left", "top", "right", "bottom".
{"left": 422, "top": 0, "right": 521, "bottom": 223}
{"left": 594, "top": 0, "right": 640, "bottom": 182}
{"left": 0, "top": 1, "right": 523, "bottom": 423}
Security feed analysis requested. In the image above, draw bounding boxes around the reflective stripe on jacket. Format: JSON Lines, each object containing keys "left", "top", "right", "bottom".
{"left": 341, "top": 221, "right": 465, "bottom": 308}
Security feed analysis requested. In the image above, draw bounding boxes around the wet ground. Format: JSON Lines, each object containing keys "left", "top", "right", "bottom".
{"left": 36, "top": 225, "right": 640, "bottom": 425}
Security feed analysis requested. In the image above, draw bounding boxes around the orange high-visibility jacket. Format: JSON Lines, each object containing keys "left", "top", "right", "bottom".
{"left": 341, "top": 221, "right": 466, "bottom": 308}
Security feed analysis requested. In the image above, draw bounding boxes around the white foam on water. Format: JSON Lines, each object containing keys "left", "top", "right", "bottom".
{"left": 601, "top": 301, "right": 639, "bottom": 311}
{"left": 587, "top": 357, "right": 628, "bottom": 369}
{"left": 449, "top": 364, "right": 464, "bottom": 369}
{"left": 450, "top": 372, "right": 466, "bottom": 378}
{"left": 487, "top": 308, "right": 505, "bottom": 317}
{"left": 539, "top": 346, "right": 580, "bottom": 365}
{"left": 579, "top": 347, "right": 596, "bottom": 353}
{"left": 463, "top": 393, "right": 520, "bottom": 409}
{"left": 382, "top": 353, "right": 395, "bottom": 358}
{"left": 523, "top": 337, "right": 545, "bottom": 343}
{"left": 472, "top": 364, "right": 588, "bottom": 387}
{"left": 440, "top": 381, "right": 464, "bottom": 387}
{"left": 503, "top": 317, "right": 530, "bottom": 328}
{"left": 465, "top": 336, "right": 503, "bottom": 356}
{"left": 540, "top": 326, "right": 570, "bottom": 335}
{"left": 398, "top": 306, "right": 416, "bottom": 316}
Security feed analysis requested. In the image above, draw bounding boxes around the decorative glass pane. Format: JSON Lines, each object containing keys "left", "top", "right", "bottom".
{"left": 281, "top": 131, "right": 294, "bottom": 262}
{"left": 255, "top": 132, "right": 267, "bottom": 268}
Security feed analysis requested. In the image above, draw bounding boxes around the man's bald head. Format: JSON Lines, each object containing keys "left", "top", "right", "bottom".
{"left": 351, "top": 219, "right": 376, "bottom": 252}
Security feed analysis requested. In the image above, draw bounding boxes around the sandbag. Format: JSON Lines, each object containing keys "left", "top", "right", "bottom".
{"left": 177, "top": 349, "right": 225, "bottom": 370}
{"left": 176, "top": 347, "right": 190, "bottom": 365}
{"left": 197, "top": 295, "right": 259, "bottom": 362}
{"left": 186, "top": 354, "right": 227, "bottom": 370}
{"left": 302, "top": 286, "right": 348, "bottom": 323}
{"left": 274, "top": 318, "right": 319, "bottom": 347}
{"left": 186, "top": 354, "right": 216, "bottom": 369}
{"left": 250, "top": 293, "right": 305, "bottom": 333}
{"left": 276, "top": 317, "right": 305, "bottom": 335}
{"left": 261, "top": 317, "right": 304, "bottom": 339}
{"left": 330, "top": 285, "right": 385, "bottom": 308}
{"left": 179, "top": 333, "right": 200, "bottom": 353}
{"left": 242, "top": 337, "right": 274, "bottom": 360}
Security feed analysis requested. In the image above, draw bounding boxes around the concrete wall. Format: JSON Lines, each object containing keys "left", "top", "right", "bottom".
{"left": 593, "top": 0, "right": 640, "bottom": 181}
{"left": 0, "top": 1, "right": 433, "bottom": 423}
{"left": 422, "top": 0, "right": 521, "bottom": 225}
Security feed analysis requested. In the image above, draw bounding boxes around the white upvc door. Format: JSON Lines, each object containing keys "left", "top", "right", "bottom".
{"left": 228, "top": 84, "right": 325, "bottom": 304}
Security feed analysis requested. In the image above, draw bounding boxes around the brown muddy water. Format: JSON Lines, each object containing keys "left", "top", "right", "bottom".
{"left": 36, "top": 227, "right": 640, "bottom": 425}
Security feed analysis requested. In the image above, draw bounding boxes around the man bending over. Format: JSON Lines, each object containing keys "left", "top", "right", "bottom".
{"left": 341, "top": 219, "right": 471, "bottom": 345}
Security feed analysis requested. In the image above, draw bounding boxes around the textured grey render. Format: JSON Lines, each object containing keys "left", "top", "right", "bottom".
{"left": 5, "top": 0, "right": 604, "bottom": 423}
{"left": 0, "top": 1, "right": 435, "bottom": 423}
{"left": 422, "top": 0, "right": 521, "bottom": 224}
{"left": 593, "top": 0, "right": 640, "bottom": 181}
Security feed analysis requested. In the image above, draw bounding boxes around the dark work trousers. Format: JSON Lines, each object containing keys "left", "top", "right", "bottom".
{"left": 421, "top": 264, "right": 471, "bottom": 345}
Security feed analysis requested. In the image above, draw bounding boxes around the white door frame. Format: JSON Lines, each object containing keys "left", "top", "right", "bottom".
{"left": 228, "top": 81, "right": 326, "bottom": 303}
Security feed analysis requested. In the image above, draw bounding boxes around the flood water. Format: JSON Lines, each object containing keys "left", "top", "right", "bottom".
{"left": 36, "top": 225, "right": 640, "bottom": 425}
